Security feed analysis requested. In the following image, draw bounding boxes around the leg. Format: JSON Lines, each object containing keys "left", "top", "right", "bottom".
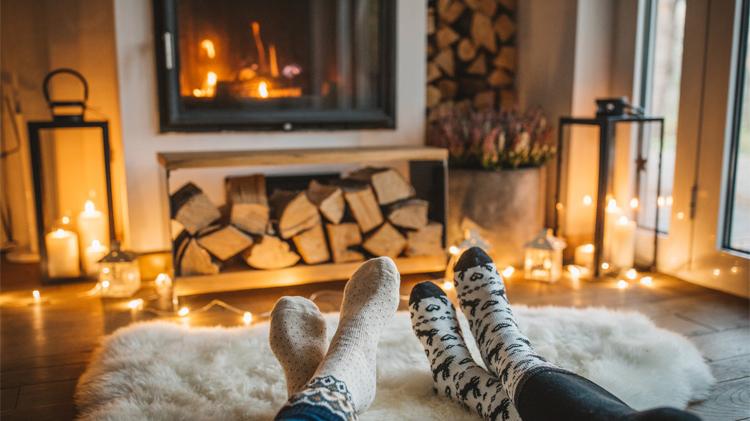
{"left": 275, "top": 257, "right": 400, "bottom": 420}
{"left": 409, "top": 281, "right": 514, "bottom": 421}
{"left": 454, "top": 247, "right": 701, "bottom": 421}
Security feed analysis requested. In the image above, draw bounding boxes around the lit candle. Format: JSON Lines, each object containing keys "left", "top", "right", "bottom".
{"left": 78, "top": 200, "right": 107, "bottom": 253}
{"left": 45, "top": 228, "right": 80, "bottom": 278}
{"left": 603, "top": 199, "right": 621, "bottom": 261}
{"left": 83, "top": 240, "right": 107, "bottom": 277}
{"left": 611, "top": 216, "right": 636, "bottom": 269}
{"left": 574, "top": 243, "right": 595, "bottom": 271}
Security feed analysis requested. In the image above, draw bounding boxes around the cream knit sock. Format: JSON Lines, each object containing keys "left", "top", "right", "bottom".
{"left": 269, "top": 296, "right": 328, "bottom": 396}
{"left": 308, "top": 256, "right": 400, "bottom": 413}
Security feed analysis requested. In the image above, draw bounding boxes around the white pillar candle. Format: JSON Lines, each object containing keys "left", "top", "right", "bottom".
{"left": 83, "top": 240, "right": 108, "bottom": 277}
{"left": 78, "top": 200, "right": 108, "bottom": 252}
{"left": 45, "top": 228, "right": 80, "bottom": 278}
{"left": 611, "top": 215, "right": 636, "bottom": 269}
{"left": 603, "top": 199, "right": 621, "bottom": 261}
{"left": 574, "top": 243, "right": 595, "bottom": 270}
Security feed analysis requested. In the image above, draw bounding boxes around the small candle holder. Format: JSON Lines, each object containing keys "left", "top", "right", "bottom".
{"left": 98, "top": 242, "right": 140, "bottom": 298}
{"left": 524, "top": 229, "right": 566, "bottom": 283}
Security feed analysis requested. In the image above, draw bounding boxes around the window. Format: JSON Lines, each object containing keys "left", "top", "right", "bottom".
{"left": 724, "top": 0, "right": 750, "bottom": 254}
{"left": 637, "top": 0, "right": 686, "bottom": 233}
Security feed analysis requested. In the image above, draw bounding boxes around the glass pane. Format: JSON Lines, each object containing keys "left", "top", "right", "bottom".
{"left": 638, "top": 0, "right": 686, "bottom": 232}
{"left": 727, "top": 15, "right": 750, "bottom": 254}
{"left": 175, "top": 0, "right": 383, "bottom": 113}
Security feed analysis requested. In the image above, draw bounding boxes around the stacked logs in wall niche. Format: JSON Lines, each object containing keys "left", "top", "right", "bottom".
{"left": 427, "top": 0, "right": 517, "bottom": 117}
{"left": 169, "top": 168, "right": 445, "bottom": 276}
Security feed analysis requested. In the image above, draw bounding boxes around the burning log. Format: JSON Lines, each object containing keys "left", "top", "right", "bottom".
{"left": 363, "top": 222, "right": 407, "bottom": 258}
{"left": 251, "top": 21, "right": 268, "bottom": 73}
{"left": 226, "top": 174, "right": 270, "bottom": 235}
{"left": 171, "top": 182, "right": 221, "bottom": 235}
{"left": 243, "top": 235, "right": 300, "bottom": 269}
{"left": 406, "top": 222, "right": 445, "bottom": 257}
{"left": 339, "top": 182, "right": 383, "bottom": 233}
{"left": 388, "top": 199, "right": 429, "bottom": 230}
{"left": 306, "top": 180, "right": 345, "bottom": 224}
{"left": 326, "top": 223, "right": 364, "bottom": 263}
{"left": 292, "top": 224, "right": 330, "bottom": 264}
{"left": 197, "top": 225, "right": 254, "bottom": 261}
{"left": 348, "top": 167, "right": 415, "bottom": 205}
{"left": 270, "top": 190, "right": 321, "bottom": 239}
{"left": 179, "top": 238, "right": 220, "bottom": 276}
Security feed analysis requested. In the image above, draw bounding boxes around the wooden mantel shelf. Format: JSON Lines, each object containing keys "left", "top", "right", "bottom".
{"left": 158, "top": 146, "right": 448, "bottom": 170}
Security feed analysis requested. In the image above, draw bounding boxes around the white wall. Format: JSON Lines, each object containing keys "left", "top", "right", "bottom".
{"left": 113, "top": 0, "right": 427, "bottom": 252}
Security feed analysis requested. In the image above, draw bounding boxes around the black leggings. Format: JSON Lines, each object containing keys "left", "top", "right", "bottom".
{"left": 516, "top": 369, "right": 700, "bottom": 421}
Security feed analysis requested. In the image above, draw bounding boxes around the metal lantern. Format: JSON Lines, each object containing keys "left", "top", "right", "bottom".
{"left": 28, "top": 68, "right": 116, "bottom": 282}
{"left": 524, "top": 229, "right": 566, "bottom": 283}
{"left": 553, "top": 98, "right": 664, "bottom": 278}
{"left": 98, "top": 241, "right": 140, "bottom": 297}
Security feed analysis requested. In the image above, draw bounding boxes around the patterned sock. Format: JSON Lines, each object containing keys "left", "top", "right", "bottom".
{"left": 409, "top": 281, "right": 514, "bottom": 421}
{"left": 453, "top": 247, "right": 561, "bottom": 404}
{"left": 305, "top": 256, "right": 400, "bottom": 416}
{"left": 269, "top": 296, "right": 328, "bottom": 397}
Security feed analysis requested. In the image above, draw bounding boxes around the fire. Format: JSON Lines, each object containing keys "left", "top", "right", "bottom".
{"left": 200, "top": 39, "right": 216, "bottom": 59}
{"left": 258, "top": 81, "right": 269, "bottom": 98}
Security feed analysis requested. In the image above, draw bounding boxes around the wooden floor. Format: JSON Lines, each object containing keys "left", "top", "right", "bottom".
{"left": 1, "top": 258, "right": 748, "bottom": 420}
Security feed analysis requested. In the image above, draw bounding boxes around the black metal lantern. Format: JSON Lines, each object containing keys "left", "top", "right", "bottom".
{"left": 553, "top": 98, "right": 665, "bottom": 278}
{"left": 28, "top": 68, "right": 116, "bottom": 282}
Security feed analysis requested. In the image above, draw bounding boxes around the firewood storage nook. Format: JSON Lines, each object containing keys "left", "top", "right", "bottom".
{"left": 158, "top": 147, "right": 448, "bottom": 297}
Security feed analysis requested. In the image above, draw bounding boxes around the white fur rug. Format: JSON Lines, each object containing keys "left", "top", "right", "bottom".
{"left": 76, "top": 307, "right": 714, "bottom": 421}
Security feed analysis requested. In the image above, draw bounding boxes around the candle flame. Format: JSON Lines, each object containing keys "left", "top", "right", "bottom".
{"left": 61, "top": 216, "right": 71, "bottom": 225}
{"left": 617, "top": 215, "right": 630, "bottom": 225}
{"left": 629, "top": 198, "right": 639, "bottom": 209}
{"left": 84, "top": 200, "right": 96, "bottom": 213}
{"left": 581, "top": 243, "right": 594, "bottom": 253}
{"left": 607, "top": 198, "right": 618, "bottom": 211}
{"left": 582, "top": 195, "right": 593, "bottom": 206}
{"left": 127, "top": 299, "right": 144, "bottom": 310}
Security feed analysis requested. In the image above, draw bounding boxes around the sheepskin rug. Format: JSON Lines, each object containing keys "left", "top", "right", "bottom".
{"left": 76, "top": 307, "right": 714, "bottom": 420}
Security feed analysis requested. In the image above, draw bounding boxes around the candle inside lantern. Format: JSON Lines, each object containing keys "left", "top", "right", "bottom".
{"left": 574, "top": 243, "right": 595, "bottom": 271}
{"left": 611, "top": 215, "right": 636, "bottom": 269}
{"left": 78, "top": 200, "right": 108, "bottom": 252}
{"left": 45, "top": 228, "right": 80, "bottom": 278}
{"left": 83, "top": 240, "right": 108, "bottom": 277}
{"left": 603, "top": 199, "right": 621, "bottom": 261}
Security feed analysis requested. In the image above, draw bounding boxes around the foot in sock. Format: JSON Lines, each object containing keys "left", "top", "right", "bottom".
{"left": 269, "top": 296, "right": 328, "bottom": 396}
{"left": 453, "top": 247, "right": 561, "bottom": 404}
{"left": 285, "top": 257, "right": 400, "bottom": 418}
{"left": 409, "top": 281, "right": 514, "bottom": 421}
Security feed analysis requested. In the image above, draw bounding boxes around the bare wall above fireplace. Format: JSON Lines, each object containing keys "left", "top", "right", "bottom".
{"left": 153, "top": 0, "right": 396, "bottom": 132}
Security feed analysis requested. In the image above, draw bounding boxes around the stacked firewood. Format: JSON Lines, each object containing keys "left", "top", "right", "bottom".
{"left": 427, "top": 0, "right": 517, "bottom": 117}
{"left": 170, "top": 168, "right": 445, "bottom": 276}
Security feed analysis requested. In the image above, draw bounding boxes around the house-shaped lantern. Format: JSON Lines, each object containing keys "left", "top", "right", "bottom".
{"left": 98, "top": 242, "right": 140, "bottom": 297}
{"left": 524, "top": 229, "right": 566, "bottom": 283}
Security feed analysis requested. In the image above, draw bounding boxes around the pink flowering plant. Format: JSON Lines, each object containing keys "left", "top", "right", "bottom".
{"left": 428, "top": 108, "right": 555, "bottom": 170}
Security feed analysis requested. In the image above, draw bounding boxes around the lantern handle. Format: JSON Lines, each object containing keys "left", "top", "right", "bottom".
{"left": 42, "top": 68, "right": 89, "bottom": 121}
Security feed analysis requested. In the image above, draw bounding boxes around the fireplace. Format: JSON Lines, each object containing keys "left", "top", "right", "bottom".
{"left": 153, "top": 0, "right": 396, "bottom": 131}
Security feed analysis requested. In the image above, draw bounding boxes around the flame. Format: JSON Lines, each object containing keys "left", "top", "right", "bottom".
{"left": 83, "top": 200, "right": 96, "bottom": 214}
{"left": 258, "top": 81, "right": 269, "bottom": 98}
{"left": 200, "top": 39, "right": 216, "bottom": 59}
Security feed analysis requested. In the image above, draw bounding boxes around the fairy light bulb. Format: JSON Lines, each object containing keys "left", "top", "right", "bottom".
{"left": 178, "top": 307, "right": 190, "bottom": 317}
{"left": 625, "top": 268, "right": 638, "bottom": 280}
{"left": 582, "top": 195, "right": 593, "bottom": 206}
{"left": 32, "top": 290, "right": 41, "bottom": 302}
{"left": 127, "top": 299, "right": 144, "bottom": 310}
{"left": 442, "top": 280, "right": 454, "bottom": 291}
{"left": 243, "top": 312, "right": 254, "bottom": 325}
{"left": 639, "top": 276, "right": 653, "bottom": 286}
{"left": 502, "top": 266, "right": 515, "bottom": 278}
{"left": 448, "top": 245, "right": 460, "bottom": 256}
{"left": 616, "top": 280, "right": 629, "bottom": 289}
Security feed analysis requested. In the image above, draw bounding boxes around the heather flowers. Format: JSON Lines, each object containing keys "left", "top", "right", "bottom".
{"left": 428, "top": 108, "right": 555, "bottom": 170}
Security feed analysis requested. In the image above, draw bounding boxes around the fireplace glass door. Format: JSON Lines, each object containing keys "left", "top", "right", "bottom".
{"left": 154, "top": 0, "right": 395, "bottom": 131}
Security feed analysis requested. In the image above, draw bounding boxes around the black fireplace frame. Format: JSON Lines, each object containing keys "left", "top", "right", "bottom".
{"left": 153, "top": 0, "right": 397, "bottom": 132}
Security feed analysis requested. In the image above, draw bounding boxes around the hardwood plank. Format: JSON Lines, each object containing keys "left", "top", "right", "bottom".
{"left": 709, "top": 354, "right": 750, "bottom": 383}
{"left": 1, "top": 363, "right": 86, "bottom": 388}
{"left": 690, "top": 328, "right": 750, "bottom": 361}
{"left": 1, "top": 402, "right": 75, "bottom": 421}
{"left": 16, "top": 380, "right": 77, "bottom": 409}
{"left": 1, "top": 388, "right": 19, "bottom": 410}
{"left": 158, "top": 146, "right": 448, "bottom": 170}
{"left": 688, "top": 377, "right": 750, "bottom": 421}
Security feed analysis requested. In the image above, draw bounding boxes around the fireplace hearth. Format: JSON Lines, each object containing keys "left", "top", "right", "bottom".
{"left": 154, "top": 0, "right": 396, "bottom": 131}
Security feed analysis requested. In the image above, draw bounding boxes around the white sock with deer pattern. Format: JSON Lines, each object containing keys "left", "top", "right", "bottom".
{"left": 409, "top": 281, "right": 515, "bottom": 421}
{"left": 453, "top": 247, "right": 562, "bottom": 405}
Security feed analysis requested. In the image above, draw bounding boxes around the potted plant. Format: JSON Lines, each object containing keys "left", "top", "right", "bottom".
{"left": 428, "top": 107, "right": 556, "bottom": 267}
